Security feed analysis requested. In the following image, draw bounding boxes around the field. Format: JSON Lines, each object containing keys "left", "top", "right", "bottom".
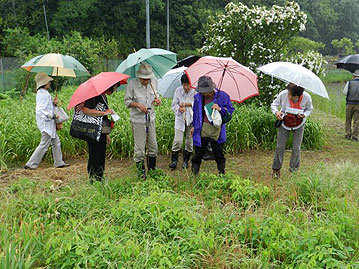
{"left": 1, "top": 75, "right": 359, "bottom": 268}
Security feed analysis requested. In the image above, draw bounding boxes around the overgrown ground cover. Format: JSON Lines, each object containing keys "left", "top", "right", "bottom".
{"left": 0, "top": 87, "right": 324, "bottom": 170}
{"left": 1, "top": 79, "right": 359, "bottom": 268}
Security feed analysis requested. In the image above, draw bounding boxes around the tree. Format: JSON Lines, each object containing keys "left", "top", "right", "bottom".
{"left": 201, "top": 1, "right": 326, "bottom": 106}
{"left": 331, "top": 38, "right": 355, "bottom": 56}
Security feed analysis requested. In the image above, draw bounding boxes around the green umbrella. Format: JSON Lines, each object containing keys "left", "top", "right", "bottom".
{"left": 21, "top": 53, "right": 90, "bottom": 77}
{"left": 115, "top": 48, "right": 177, "bottom": 80}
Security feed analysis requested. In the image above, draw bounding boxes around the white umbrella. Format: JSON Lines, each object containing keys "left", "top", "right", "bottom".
{"left": 257, "top": 62, "right": 329, "bottom": 99}
{"left": 158, "top": 66, "right": 187, "bottom": 98}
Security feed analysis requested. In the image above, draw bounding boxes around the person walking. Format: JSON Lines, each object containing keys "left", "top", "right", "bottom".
{"left": 124, "top": 63, "right": 161, "bottom": 179}
{"left": 190, "top": 76, "right": 235, "bottom": 176}
{"left": 24, "top": 72, "right": 69, "bottom": 169}
{"left": 169, "top": 74, "right": 196, "bottom": 169}
{"left": 343, "top": 69, "right": 359, "bottom": 141}
{"left": 271, "top": 83, "right": 313, "bottom": 178}
{"left": 76, "top": 84, "right": 117, "bottom": 182}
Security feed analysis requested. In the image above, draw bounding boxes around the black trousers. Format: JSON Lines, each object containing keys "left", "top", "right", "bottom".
{"left": 191, "top": 137, "right": 226, "bottom": 166}
{"left": 87, "top": 134, "right": 107, "bottom": 180}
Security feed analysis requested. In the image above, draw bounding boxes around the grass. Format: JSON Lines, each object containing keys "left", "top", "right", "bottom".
{"left": 0, "top": 86, "right": 324, "bottom": 170}
{"left": 0, "top": 162, "right": 358, "bottom": 268}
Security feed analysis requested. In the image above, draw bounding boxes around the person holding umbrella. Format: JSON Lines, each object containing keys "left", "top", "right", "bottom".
{"left": 24, "top": 73, "right": 69, "bottom": 170}
{"left": 190, "top": 76, "right": 235, "bottom": 176}
{"left": 271, "top": 83, "right": 313, "bottom": 178}
{"left": 124, "top": 63, "right": 161, "bottom": 179}
{"left": 75, "top": 84, "right": 118, "bottom": 182}
{"left": 343, "top": 69, "right": 359, "bottom": 141}
{"left": 169, "top": 73, "right": 196, "bottom": 169}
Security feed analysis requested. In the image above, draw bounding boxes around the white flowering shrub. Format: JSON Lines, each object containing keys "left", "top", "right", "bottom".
{"left": 200, "top": 1, "right": 323, "bottom": 106}
{"left": 286, "top": 50, "right": 327, "bottom": 77}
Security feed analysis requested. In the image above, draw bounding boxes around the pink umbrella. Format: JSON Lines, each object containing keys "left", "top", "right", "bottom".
{"left": 68, "top": 72, "right": 130, "bottom": 110}
{"left": 185, "top": 56, "right": 259, "bottom": 103}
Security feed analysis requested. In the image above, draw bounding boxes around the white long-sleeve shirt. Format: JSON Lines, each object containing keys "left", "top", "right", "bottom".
{"left": 35, "top": 88, "right": 56, "bottom": 138}
{"left": 271, "top": 90, "right": 313, "bottom": 130}
{"left": 171, "top": 86, "right": 196, "bottom": 132}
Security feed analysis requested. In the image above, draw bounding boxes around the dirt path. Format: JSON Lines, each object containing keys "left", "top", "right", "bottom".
{"left": 1, "top": 109, "right": 358, "bottom": 186}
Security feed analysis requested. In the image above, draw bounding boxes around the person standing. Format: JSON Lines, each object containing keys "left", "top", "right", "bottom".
{"left": 343, "top": 70, "right": 359, "bottom": 141}
{"left": 190, "top": 76, "right": 235, "bottom": 176}
{"left": 124, "top": 63, "right": 161, "bottom": 179}
{"left": 76, "top": 84, "right": 117, "bottom": 182}
{"left": 271, "top": 83, "right": 313, "bottom": 178}
{"left": 169, "top": 74, "right": 196, "bottom": 169}
{"left": 24, "top": 72, "right": 69, "bottom": 169}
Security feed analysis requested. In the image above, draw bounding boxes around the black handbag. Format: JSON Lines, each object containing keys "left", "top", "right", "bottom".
{"left": 69, "top": 110, "right": 103, "bottom": 142}
{"left": 221, "top": 109, "right": 232, "bottom": 124}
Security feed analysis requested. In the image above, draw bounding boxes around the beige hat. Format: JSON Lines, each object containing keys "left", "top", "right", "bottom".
{"left": 136, "top": 63, "right": 155, "bottom": 79}
{"left": 35, "top": 72, "right": 53, "bottom": 89}
{"left": 353, "top": 69, "right": 359, "bottom": 77}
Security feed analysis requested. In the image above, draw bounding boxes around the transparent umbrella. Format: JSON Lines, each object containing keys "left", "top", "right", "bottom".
{"left": 257, "top": 62, "right": 329, "bottom": 99}
{"left": 158, "top": 66, "right": 186, "bottom": 98}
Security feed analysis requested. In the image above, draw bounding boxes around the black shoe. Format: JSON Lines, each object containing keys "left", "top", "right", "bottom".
{"left": 169, "top": 151, "right": 179, "bottom": 169}
{"left": 217, "top": 162, "right": 225, "bottom": 175}
{"left": 56, "top": 163, "right": 70, "bottom": 168}
{"left": 272, "top": 169, "right": 280, "bottom": 178}
{"left": 136, "top": 161, "right": 146, "bottom": 179}
{"left": 148, "top": 156, "right": 157, "bottom": 171}
{"left": 345, "top": 135, "right": 352, "bottom": 140}
{"left": 24, "top": 165, "right": 35, "bottom": 170}
{"left": 192, "top": 163, "right": 200, "bottom": 176}
{"left": 182, "top": 150, "right": 192, "bottom": 169}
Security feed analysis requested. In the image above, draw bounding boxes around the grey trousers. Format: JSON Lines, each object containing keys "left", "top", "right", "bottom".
{"left": 272, "top": 125, "right": 304, "bottom": 171}
{"left": 132, "top": 122, "right": 158, "bottom": 162}
{"left": 171, "top": 125, "right": 193, "bottom": 152}
{"left": 26, "top": 132, "right": 65, "bottom": 168}
{"left": 345, "top": 104, "right": 359, "bottom": 138}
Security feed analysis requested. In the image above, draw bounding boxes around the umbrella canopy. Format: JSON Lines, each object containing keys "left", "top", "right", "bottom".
{"left": 158, "top": 66, "right": 187, "bottom": 98}
{"left": 184, "top": 56, "right": 259, "bottom": 103}
{"left": 335, "top": 54, "right": 359, "bottom": 73}
{"left": 257, "top": 62, "right": 329, "bottom": 99}
{"left": 173, "top": 55, "right": 201, "bottom": 69}
{"left": 67, "top": 72, "right": 130, "bottom": 110}
{"left": 115, "top": 48, "right": 177, "bottom": 79}
{"left": 22, "top": 53, "right": 90, "bottom": 77}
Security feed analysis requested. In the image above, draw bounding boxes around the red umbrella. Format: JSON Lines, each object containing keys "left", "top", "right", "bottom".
{"left": 68, "top": 72, "right": 130, "bottom": 110}
{"left": 185, "top": 56, "right": 259, "bottom": 103}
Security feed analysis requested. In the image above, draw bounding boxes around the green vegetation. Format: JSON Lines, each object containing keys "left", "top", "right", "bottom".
{"left": 0, "top": 87, "right": 324, "bottom": 170}
{"left": 1, "top": 161, "right": 358, "bottom": 267}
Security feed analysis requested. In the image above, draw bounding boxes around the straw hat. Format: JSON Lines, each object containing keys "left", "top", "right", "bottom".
{"left": 353, "top": 69, "right": 359, "bottom": 77}
{"left": 35, "top": 72, "right": 53, "bottom": 89}
{"left": 196, "top": 76, "right": 216, "bottom": 93}
{"left": 136, "top": 63, "right": 155, "bottom": 79}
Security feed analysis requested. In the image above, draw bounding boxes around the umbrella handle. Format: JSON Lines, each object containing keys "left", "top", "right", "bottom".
{"left": 149, "top": 82, "right": 159, "bottom": 100}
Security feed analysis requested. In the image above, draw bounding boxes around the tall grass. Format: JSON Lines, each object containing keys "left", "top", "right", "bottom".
{"left": 0, "top": 86, "right": 324, "bottom": 169}
{"left": 1, "top": 161, "right": 358, "bottom": 267}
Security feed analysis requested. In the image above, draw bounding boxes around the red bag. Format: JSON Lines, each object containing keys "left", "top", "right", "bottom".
{"left": 283, "top": 114, "right": 302, "bottom": 127}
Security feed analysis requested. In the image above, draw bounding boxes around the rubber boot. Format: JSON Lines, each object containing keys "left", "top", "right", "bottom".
{"left": 169, "top": 151, "right": 180, "bottom": 169}
{"left": 192, "top": 163, "right": 200, "bottom": 176}
{"left": 136, "top": 161, "right": 146, "bottom": 179}
{"left": 148, "top": 156, "right": 157, "bottom": 171}
{"left": 217, "top": 162, "right": 226, "bottom": 175}
{"left": 182, "top": 150, "right": 192, "bottom": 169}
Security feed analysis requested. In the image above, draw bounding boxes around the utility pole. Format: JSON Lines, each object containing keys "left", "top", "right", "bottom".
{"left": 167, "top": 0, "right": 169, "bottom": 50}
{"left": 146, "top": 0, "right": 150, "bottom": 48}
{"left": 43, "top": 4, "right": 50, "bottom": 40}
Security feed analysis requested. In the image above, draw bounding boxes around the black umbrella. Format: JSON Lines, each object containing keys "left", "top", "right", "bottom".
{"left": 173, "top": 55, "right": 201, "bottom": 69}
{"left": 335, "top": 54, "right": 359, "bottom": 73}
